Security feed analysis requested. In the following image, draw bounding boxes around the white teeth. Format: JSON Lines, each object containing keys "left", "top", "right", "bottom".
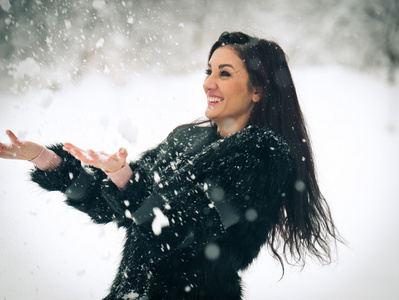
{"left": 208, "top": 97, "right": 222, "bottom": 103}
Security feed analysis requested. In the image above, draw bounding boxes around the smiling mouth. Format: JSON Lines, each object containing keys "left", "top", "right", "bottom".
{"left": 207, "top": 97, "right": 224, "bottom": 105}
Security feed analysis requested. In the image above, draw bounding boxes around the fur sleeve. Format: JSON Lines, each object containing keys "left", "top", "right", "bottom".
{"left": 30, "top": 143, "right": 83, "bottom": 192}
{"left": 29, "top": 143, "right": 159, "bottom": 225}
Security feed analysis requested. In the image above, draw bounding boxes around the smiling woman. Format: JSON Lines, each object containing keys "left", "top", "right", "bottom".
{"left": 204, "top": 46, "right": 261, "bottom": 137}
{"left": 0, "top": 31, "right": 342, "bottom": 300}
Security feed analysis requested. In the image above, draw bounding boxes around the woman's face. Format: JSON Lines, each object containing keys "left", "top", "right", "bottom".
{"left": 203, "top": 46, "right": 259, "bottom": 136}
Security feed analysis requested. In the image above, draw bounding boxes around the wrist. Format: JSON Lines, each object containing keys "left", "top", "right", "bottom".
{"left": 30, "top": 145, "right": 44, "bottom": 161}
{"left": 105, "top": 164, "right": 133, "bottom": 189}
{"left": 104, "top": 163, "right": 125, "bottom": 173}
{"left": 30, "top": 147, "right": 62, "bottom": 171}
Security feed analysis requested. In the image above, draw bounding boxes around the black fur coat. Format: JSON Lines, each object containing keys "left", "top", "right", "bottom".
{"left": 30, "top": 124, "right": 294, "bottom": 300}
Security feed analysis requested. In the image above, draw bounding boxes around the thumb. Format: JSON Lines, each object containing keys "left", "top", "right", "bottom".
{"left": 118, "top": 147, "right": 128, "bottom": 160}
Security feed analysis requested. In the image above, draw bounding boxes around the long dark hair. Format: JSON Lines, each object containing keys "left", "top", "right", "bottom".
{"left": 208, "top": 31, "right": 342, "bottom": 274}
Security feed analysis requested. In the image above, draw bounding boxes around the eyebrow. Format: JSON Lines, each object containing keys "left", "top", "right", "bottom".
{"left": 207, "top": 63, "right": 235, "bottom": 70}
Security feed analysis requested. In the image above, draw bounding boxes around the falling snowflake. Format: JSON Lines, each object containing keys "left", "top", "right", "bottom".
{"left": 151, "top": 207, "right": 169, "bottom": 236}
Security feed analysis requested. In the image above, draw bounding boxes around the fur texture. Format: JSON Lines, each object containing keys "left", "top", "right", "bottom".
{"left": 31, "top": 124, "right": 294, "bottom": 299}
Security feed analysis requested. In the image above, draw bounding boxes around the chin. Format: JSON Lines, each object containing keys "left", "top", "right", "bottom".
{"left": 205, "top": 107, "right": 220, "bottom": 120}
{"left": 204, "top": 109, "right": 214, "bottom": 120}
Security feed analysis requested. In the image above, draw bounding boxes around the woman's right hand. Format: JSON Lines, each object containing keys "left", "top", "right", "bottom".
{"left": 0, "top": 130, "right": 43, "bottom": 161}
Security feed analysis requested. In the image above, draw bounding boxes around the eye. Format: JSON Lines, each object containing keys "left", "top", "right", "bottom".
{"left": 220, "top": 70, "right": 231, "bottom": 77}
{"left": 205, "top": 69, "right": 212, "bottom": 76}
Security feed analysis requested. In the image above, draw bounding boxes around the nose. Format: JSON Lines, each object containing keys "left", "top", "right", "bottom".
{"left": 203, "top": 74, "right": 217, "bottom": 93}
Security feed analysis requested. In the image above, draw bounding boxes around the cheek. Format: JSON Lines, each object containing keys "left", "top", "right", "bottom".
{"left": 232, "top": 84, "right": 253, "bottom": 104}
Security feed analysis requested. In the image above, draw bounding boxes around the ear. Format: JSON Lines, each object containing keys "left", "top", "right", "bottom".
{"left": 252, "top": 88, "right": 261, "bottom": 103}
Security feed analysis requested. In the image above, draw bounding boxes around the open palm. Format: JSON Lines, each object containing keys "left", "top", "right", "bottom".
{"left": 63, "top": 143, "right": 128, "bottom": 173}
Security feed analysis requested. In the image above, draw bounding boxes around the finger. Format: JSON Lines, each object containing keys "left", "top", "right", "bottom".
{"left": 0, "top": 143, "right": 8, "bottom": 155}
{"left": 63, "top": 143, "right": 88, "bottom": 159}
{"left": 62, "top": 144, "right": 76, "bottom": 156}
{"left": 117, "top": 147, "right": 128, "bottom": 160}
{"left": 76, "top": 149, "right": 95, "bottom": 163}
{"left": 0, "top": 143, "right": 16, "bottom": 159}
{"left": 0, "top": 142, "right": 9, "bottom": 151}
{"left": 0, "top": 141, "right": 14, "bottom": 153}
{"left": 63, "top": 143, "right": 84, "bottom": 153}
{"left": 89, "top": 150, "right": 110, "bottom": 162}
{"left": 6, "top": 130, "right": 21, "bottom": 145}
{"left": 86, "top": 149, "right": 100, "bottom": 161}
{"left": 63, "top": 146, "right": 89, "bottom": 163}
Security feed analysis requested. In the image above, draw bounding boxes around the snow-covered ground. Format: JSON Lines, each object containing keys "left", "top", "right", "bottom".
{"left": 0, "top": 66, "right": 398, "bottom": 299}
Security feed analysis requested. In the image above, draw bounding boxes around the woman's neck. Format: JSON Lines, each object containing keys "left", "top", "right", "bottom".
{"left": 215, "top": 118, "right": 247, "bottom": 137}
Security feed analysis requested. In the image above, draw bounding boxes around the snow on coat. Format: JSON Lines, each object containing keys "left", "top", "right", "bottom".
{"left": 30, "top": 124, "right": 294, "bottom": 300}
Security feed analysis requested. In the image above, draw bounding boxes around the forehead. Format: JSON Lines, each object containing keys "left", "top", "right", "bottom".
{"left": 209, "top": 46, "right": 244, "bottom": 67}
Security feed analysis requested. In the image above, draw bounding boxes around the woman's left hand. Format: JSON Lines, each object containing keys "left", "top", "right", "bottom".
{"left": 63, "top": 143, "right": 128, "bottom": 173}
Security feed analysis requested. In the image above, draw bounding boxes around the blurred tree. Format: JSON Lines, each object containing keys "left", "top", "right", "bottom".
{"left": 362, "top": 0, "right": 399, "bottom": 83}
{"left": 0, "top": 0, "right": 398, "bottom": 93}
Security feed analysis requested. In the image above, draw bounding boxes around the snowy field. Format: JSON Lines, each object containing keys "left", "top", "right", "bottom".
{"left": 0, "top": 66, "right": 398, "bottom": 299}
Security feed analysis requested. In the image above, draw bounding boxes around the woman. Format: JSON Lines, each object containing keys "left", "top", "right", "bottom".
{"left": 0, "top": 32, "right": 341, "bottom": 299}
